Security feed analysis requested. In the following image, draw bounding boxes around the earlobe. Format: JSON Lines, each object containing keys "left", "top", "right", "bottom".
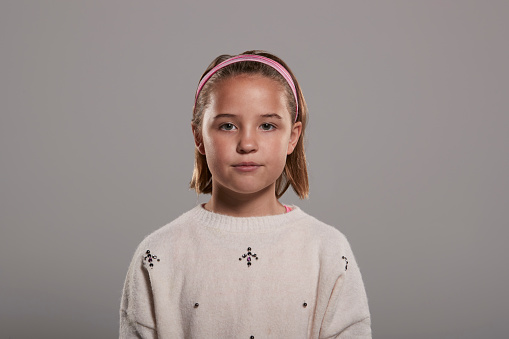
{"left": 192, "top": 123, "right": 206, "bottom": 155}
{"left": 287, "top": 122, "right": 302, "bottom": 155}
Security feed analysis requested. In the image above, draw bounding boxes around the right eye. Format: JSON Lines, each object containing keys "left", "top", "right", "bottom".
{"left": 220, "top": 123, "right": 236, "bottom": 131}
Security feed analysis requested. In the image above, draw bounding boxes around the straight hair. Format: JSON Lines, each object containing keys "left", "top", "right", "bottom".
{"left": 190, "top": 50, "right": 309, "bottom": 199}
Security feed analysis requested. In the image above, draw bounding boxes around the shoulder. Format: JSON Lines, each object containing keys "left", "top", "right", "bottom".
{"left": 293, "top": 207, "right": 350, "bottom": 248}
{"left": 131, "top": 206, "right": 202, "bottom": 259}
{"left": 290, "top": 207, "right": 356, "bottom": 271}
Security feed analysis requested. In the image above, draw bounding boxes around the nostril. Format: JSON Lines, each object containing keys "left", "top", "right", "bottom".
{"left": 237, "top": 141, "right": 257, "bottom": 154}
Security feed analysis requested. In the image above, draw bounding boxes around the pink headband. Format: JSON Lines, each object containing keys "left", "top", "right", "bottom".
{"left": 195, "top": 54, "right": 299, "bottom": 122}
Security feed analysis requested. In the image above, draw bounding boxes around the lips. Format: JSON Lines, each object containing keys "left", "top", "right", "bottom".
{"left": 232, "top": 162, "right": 261, "bottom": 172}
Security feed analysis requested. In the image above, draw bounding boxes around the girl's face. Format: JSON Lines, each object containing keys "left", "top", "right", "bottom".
{"left": 193, "top": 74, "right": 302, "bottom": 197}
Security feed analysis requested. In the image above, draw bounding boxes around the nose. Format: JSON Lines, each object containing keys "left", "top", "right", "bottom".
{"left": 236, "top": 129, "right": 257, "bottom": 154}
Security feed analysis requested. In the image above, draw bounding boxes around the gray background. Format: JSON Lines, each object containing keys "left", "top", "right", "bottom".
{"left": 1, "top": 1, "right": 508, "bottom": 338}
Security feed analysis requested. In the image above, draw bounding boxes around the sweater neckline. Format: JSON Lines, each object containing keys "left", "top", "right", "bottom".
{"left": 190, "top": 203, "right": 306, "bottom": 233}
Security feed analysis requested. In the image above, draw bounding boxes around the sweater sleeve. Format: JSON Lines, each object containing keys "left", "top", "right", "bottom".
{"left": 119, "top": 244, "right": 157, "bottom": 339}
{"left": 319, "top": 240, "right": 372, "bottom": 339}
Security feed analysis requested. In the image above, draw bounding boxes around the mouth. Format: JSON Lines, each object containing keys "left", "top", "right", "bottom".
{"left": 232, "top": 162, "right": 261, "bottom": 172}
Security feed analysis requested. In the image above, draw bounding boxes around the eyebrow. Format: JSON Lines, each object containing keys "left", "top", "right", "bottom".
{"left": 213, "top": 113, "right": 236, "bottom": 119}
{"left": 261, "top": 113, "right": 283, "bottom": 119}
{"left": 213, "top": 113, "right": 283, "bottom": 120}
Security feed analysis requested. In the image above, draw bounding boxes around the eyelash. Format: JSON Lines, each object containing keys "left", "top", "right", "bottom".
{"left": 220, "top": 123, "right": 236, "bottom": 131}
{"left": 219, "top": 123, "right": 276, "bottom": 131}
{"left": 260, "top": 123, "right": 276, "bottom": 131}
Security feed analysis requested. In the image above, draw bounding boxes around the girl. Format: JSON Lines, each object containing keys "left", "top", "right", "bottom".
{"left": 120, "top": 51, "right": 371, "bottom": 338}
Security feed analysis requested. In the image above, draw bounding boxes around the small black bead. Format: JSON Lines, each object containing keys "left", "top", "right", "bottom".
{"left": 255, "top": 257, "right": 258, "bottom": 260}
{"left": 303, "top": 302, "right": 307, "bottom": 307}
{"left": 247, "top": 262, "right": 251, "bottom": 266}
{"left": 149, "top": 263, "right": 153, "bottom": 267}
{"left": 247, "top": 247, "right": 251, "bottom": 251}
{"left": 194, "top": 303, "right": 199, "bottom": 308}
{"left": 250, "top": 336, "right": 254, "bottom": 339}
{"left": 146, "top": 250, "right": 150, "bottom": 254}
{"left": 248, "top": 252, "right": 252, "bottom": 255}
{"left": 239, "top": 258, "right": 242, "bottom": 261}
{"left": 157, "top": 259, "right": 160, "bottom": 262}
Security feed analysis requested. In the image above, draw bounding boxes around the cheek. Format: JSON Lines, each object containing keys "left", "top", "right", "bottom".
{"left": 274, "top": 133, "right": 292, "bottom": 153}
{"left": 267, "top": 138, "right": 290, "bottom": 164}
{"left": 203, "top": 135, "right": 231, "bottom": 162}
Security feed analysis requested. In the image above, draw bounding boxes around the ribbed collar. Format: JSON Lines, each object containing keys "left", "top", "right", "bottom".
{"left": 189, "top": 203, "right": 307, "bottom": 233}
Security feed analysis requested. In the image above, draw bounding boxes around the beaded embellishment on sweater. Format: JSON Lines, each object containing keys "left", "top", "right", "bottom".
{"left": 239, "top": 247, "right": 258, "bottom": 267}
{"left": 342, "top": 255, "right": 348, "bottom": 271}
{"left": 144, "top": 250, "right": 160, "bottom": 268}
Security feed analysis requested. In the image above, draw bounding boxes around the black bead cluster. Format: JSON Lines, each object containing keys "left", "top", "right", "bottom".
{"left": 239, "top": 247, "right": 258, "bottom": 267}
{"left": 342, "top": 255, "right": 348, "bottom": 271}
{"left": 144, "top": 250, "right": 160, "bottom": 268}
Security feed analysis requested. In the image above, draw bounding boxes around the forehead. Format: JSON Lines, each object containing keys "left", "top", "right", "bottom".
{"left": 209, "top": 74, "right": 289, "bottom": 114}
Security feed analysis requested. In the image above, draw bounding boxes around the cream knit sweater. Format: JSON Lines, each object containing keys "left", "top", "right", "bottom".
{"left": 120, "top": 205, "right": 371, "bottom": 338}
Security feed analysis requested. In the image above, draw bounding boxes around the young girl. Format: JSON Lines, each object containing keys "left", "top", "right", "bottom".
{"left": 120, "top": 51, "right": 371, "bottom": 338}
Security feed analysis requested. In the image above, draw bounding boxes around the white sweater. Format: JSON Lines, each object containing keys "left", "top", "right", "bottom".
{"left": 120, "top": 205, "right": 371, "bottom": 338}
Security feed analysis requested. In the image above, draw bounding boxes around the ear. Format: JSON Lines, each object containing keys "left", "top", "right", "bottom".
{"left": 191, "top": 123, "right": 206, "bottom": 155}
{"left": 287, "top": 121, "right": 302, "bottom": 155}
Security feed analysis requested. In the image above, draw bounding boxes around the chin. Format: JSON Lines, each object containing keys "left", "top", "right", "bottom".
{"left": 230, "top": 186, "right": 266, "bottom": 195}
{"left": 224, "top": 182, "right": 275, "bottom": 196}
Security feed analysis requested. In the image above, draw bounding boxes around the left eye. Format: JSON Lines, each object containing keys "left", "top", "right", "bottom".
{"left": 220, "top": 123, "right": 236, "bottom": 131}
{"left": 260, "top": 123, "right": 275, "bottom": 131}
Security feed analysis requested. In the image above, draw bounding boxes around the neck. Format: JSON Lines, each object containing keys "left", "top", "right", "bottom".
{"left": 204, "top": 184, "right": 285, "bottom": 217}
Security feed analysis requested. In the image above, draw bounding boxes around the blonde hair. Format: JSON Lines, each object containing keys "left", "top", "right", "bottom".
{"left": 190, "top": 50, "right": 309, "bottom": 199}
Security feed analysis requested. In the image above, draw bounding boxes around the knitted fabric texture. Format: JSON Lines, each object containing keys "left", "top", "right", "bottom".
{"left": 120, "top": 205, "right": 371, "bottom": 338}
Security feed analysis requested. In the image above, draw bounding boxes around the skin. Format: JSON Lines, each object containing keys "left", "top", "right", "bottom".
{"left": 192, "top": 74, "right": 302, "bottom": 217}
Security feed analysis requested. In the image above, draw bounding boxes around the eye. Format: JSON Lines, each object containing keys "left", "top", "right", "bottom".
{"left": 220, "top": 123, "right": 236, "bottom": 131}
{"left": 260, "top": 123, "right": 275, "bottom": 131}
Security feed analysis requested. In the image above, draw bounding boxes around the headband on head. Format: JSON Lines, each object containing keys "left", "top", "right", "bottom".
{"left": 194, "top": 54, "right": 299, "bottom": 122}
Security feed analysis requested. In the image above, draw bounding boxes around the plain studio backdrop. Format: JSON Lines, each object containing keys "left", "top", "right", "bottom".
{"left": 1, "top": 1, "right": 508, "bottom": 338}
